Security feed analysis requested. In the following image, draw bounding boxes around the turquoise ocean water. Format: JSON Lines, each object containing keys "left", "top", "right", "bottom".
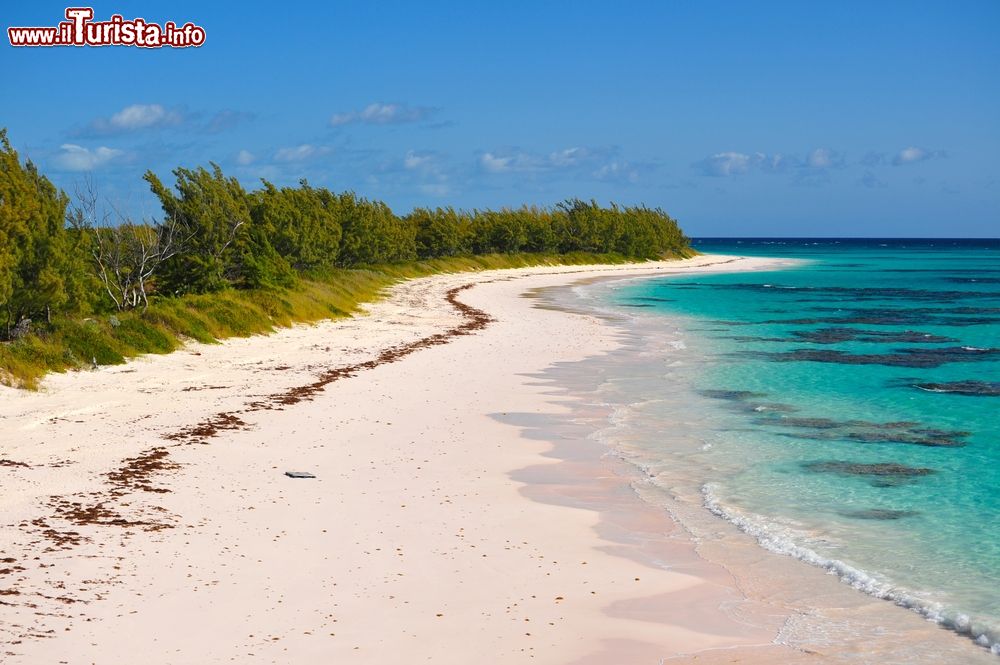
{"left": 592, "top": 239, "right": 999, "bottom": 652}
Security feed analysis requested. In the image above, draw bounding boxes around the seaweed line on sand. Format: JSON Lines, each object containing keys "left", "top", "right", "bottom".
{"left": 0, "top": 281, "right": 495, "bottom": 651}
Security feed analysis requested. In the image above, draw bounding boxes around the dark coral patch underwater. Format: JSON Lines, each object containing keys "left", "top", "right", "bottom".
{"left": 738, "top": 345, "right": 1000, "bottom": 369}
{"left": 769, "top": 416, "right": 969, "bottom": 447}
{"left": 700, "top": 389, "right": 970, "bottom": 447}
{"left": 900, "top": 380, "right": 1000, "bottom": 397}
{"left": 840, "top": 508, "right": 920, "bottom": 520}
{"left": 661, "top": 282, "right": 1000, "bottom": 303}
{"left": 802, "top": 461, "right": 936, "bottom": 487}
{"left": 720, "top": 327, "right": 958, "bottom": 345}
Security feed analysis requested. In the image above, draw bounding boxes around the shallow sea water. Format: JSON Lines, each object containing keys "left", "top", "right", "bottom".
{"left": 562, "top": 239, "right": 1000, "bottom": 654}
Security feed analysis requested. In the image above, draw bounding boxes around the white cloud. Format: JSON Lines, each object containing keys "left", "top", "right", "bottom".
{"left": 369, "top": 150, "right": 451, "bottom": 195}
{"left": 235, "top": 149, "right": 255, "bottom": 166}
{"left": 478, "top": 146, "right": 643, "bottom": 183}
{"left": 76, "top": 104, "right": 258, "bottom": 137}
{"left": 330, "top": 102, "right": 435, "bottom": 126}
{"left": 807, "top": 148, "right": 833, "bottom": 168}
{"left": 892, "top": 146, "right": 947, "bottom": 166}
{"left": 860, "top": 147, "right": 946, "bottom": 167}
{"left": 896, "top": 146, "right": 926, "bottom": 164}
{"left": 74, "top": 104, "right": 186, "bottom": 136}
{"left": 694, "top": 148, "right": 846, "bottom": 176}
{"left": 79, "top": 104, "right": 183, "bottom": 135}
{"left": 480, "top": 152, "right": 515, "bottom": 173}
{"left": 360, "top": 103, "right": 409, "bottom": 123}
{"left": 548, "top": 147, "right": 589, "bottom": 167}
{"left": 273, "top": 144, "right": 330, "bottom": 162}
{"left": 696, "top": 152, "right": 753, "bottom": 176}
{"left": 479, "top": 147, "right": 611, "bottom": 174}
{"left": 53, "top": 144, "right": 123, "bottom": 171}
{"left": 403, "top": 150, "right": 433, "bottom": 170}
{"left": 593, "top": 160, "right": 640, "bottom": 183}
{"left": 110, "top": 104, "right": 178, "bottom": 130}
{"left": 760, "top": 153, "right": 788, "bottom": 172}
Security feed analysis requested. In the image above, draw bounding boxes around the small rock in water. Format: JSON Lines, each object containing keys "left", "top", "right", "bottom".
{"left": 284, "top": 471, "right": 316, "bottom": 479}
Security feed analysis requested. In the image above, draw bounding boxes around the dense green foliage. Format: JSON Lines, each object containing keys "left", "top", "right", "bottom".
{"left": 140, "top": 166, "right": 688, "bottom": 287}
{"left": 144, "top": 164, "right": 285, "bottom": 293}
{"left": 0, "top": 128, "right": 690, "bottom": 387}
{"left": 251, "top": 181, "right": 341, "bottom": 273}
{"left": 408, "top": 200, "right": 689, "bottom": 260}
{"left": 0, "top": 130, "right": 93, "bottom": 337}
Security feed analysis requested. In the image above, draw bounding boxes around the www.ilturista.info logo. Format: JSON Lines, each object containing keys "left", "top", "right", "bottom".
{"left": 8, "top": 7, "right": 205, "bottom": 48}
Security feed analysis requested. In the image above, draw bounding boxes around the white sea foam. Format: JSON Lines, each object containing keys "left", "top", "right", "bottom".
{"left": 701, "top": 484, "right": 1000, "bottom": 655}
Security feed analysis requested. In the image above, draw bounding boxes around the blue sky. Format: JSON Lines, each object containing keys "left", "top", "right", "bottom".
{"left": 2, "top": 1, "right": 998, "bottom": 236}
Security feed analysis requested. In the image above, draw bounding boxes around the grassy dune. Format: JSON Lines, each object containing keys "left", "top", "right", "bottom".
{"left": 0, "top": 252, "right": 664, "bottom": 389}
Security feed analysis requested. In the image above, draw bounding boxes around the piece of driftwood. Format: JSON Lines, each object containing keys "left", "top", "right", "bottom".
{"left": 284, "top": 471, "right": 316, "bottom": 479}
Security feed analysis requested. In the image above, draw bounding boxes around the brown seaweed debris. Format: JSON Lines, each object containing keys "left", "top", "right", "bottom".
{"left": 176, "top": 283, "right": 494, "bottom": 419}
{"left": 266, "top": 284, "right": 494, "bottom": 407}
{"left": 106, "top": 447, "right": 181, "bottom": 494}
{"left": 0, "top": 459, "right": 30, "bottom": 468}
{"left": 12, "top": 281, "right": 494, "bottom": 593}
{"left": 29, "top": 447, "right": 182, "bottom": 553}
{"left": 50, "top": 496, "right": 170, "bottom": 533}
{"left": 29, "top": 517, "right": 85, "bottom": 550}
{"left": 30, "top": 448, "right": 182, "bottom": 551}
{"left": 164, "top": 413, "right": 248, "bottom": 444}
{"left": 19, "top": 279, "right": 500, "bottom": 560}
{"left": 0, "top": 557, "right": 25, "bottom": 577}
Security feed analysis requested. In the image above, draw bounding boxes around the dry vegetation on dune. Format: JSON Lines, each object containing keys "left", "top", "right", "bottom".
{"left": 0, "top": 252, "right": 672, "bottom": 389}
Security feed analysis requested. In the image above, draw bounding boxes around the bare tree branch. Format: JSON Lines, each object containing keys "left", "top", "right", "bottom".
{"left": 69, "top": 180, "right": 191, "bottom": 312}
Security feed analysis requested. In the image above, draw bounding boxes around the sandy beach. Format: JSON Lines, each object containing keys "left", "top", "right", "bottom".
{"left": 0, "top": 255, "right": 992, "bottom": 664}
